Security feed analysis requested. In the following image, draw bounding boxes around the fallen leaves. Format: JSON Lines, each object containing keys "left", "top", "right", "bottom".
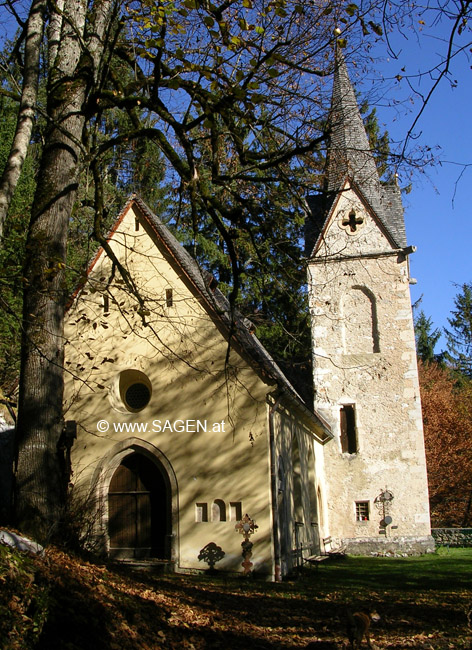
{"left": 1, "top": 544, "right": 472, "bottom": 649}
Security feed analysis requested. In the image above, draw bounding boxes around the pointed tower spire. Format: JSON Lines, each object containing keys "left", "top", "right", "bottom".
{"left": 326, "top": 48, "right": 380, "bottom": 196}
{"left": 322, "top": 48, "right": 407, "bottom": 248}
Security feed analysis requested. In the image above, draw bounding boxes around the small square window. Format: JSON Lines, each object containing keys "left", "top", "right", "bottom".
{"left": 195, "top": 503, "right": 208, "bottom": 523}
{"left": 355, "top": 501, "right": 369, "bottom": 522}
{"left": 166, "top": 288, "right": 173, "bottom": 307}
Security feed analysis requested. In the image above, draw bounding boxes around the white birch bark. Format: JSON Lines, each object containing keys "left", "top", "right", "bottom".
{"left": 0, "top": 0, "right": 46, "bottom": 242}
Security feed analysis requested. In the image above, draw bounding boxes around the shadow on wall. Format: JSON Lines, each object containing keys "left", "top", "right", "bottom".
{"left": 198, "top": 541, "right": 225, "bottom": 573}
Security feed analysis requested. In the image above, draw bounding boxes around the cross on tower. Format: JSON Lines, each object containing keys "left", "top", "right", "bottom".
{"left": 342, "top": 209, "right": 364, "bottom": 232}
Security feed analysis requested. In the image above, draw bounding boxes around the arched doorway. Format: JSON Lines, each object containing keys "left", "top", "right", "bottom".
{"left": 108, "top": 452, "right": 170, "bottom": 559}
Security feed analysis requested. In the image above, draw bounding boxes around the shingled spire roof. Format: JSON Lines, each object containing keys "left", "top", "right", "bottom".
{"left": 326, "top": 48, "right": 380, "bottom": 196}
{"left": 306, "top": 49, "right": 407, "bottom": 253}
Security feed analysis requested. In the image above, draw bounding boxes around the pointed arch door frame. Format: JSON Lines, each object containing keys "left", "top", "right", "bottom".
{"left": 92, "top": 438, "right": 179, "bottom": 563}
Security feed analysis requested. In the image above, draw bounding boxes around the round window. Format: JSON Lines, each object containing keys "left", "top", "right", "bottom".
{"left": 125, "top": 382, "right": 151, "bottom": 411}
{"left": 108, "top": 369, "right": 153, "bottom": 413}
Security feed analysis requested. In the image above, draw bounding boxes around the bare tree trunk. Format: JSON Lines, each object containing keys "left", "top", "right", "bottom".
{"left": 0, "top": 0, "right": 46, "bottom": 241}
{"left": 14, "top": 0, "right": 114, "bottom": 541}
{"left": 462, "top": 489, "right": 472, "bottom": 528}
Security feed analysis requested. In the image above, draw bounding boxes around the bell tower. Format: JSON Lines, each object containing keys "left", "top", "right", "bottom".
{"left": 306, "top": 50, "right": 433, "bottom": 554}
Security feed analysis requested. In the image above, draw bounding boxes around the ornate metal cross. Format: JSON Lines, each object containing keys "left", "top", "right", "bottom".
{"left": 235, "top": 514, "right": 258, "bottom": 575}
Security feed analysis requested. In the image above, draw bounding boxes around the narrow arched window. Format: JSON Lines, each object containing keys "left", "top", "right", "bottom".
{"left": 212, "top": 499, "right": 226, "bottom": 522}
{"left": 341, "top": 286, "right": 379, "bottom": 354}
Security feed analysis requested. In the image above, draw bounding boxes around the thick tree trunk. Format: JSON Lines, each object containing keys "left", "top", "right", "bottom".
{"left": 0, "top": 0, "right": 46, "bottom": 242}
{"left": 14, "top": 0, "right": 115, "bottom": 542}
{"left": 14, "top": 119, "right": 85, "bottom": 539}
{"left": 13, "top": 0, "right": 115, "bottom": 541}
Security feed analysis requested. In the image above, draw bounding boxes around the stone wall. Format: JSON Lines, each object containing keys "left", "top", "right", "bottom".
{"left": 432, "top": 528, "right": 472, "bottom": 547}
{"left": 308, "top": 185, "right": 431, "bottom": 548}
{"left": 342, "top": 535, "right": 435, "bottom": 556}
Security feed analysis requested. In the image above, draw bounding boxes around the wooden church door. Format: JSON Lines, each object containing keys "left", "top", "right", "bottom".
{"left": 108, "top": 453, "right": 170, "bottom": 559}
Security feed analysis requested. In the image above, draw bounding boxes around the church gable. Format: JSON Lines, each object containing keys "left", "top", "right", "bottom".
{"left": 309, "top": 181, "right": 399, "bottom": 260}
{"left": 65, "top": 199, "right": 269, "bottom": 420}
{"left": 71, "top": 200, "right": 212, "bottom": 330}
{"left": 66, "top": 197, "right": 330, "bottom": 432}
{"left": 68, "top": 210, "right": 202, "bottom": 380}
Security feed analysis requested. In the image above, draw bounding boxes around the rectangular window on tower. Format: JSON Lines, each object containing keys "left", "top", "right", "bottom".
{"left": 340, "top": 405, "right": 358, "bottom": 454}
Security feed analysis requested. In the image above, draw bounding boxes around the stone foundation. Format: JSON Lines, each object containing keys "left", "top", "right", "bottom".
{"left": 342, "top": 535, "right": 435, "bottom": 557}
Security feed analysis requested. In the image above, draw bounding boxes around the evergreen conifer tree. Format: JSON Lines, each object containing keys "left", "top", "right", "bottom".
{"left": 445, "top": 282, "right": 472, "bottom": 378}
{"left": 414, "top": 310, "right": 442, "bottom": 364}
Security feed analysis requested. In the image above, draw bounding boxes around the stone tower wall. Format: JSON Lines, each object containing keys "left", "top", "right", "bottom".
{"left": 308, "top": 187, "right": 433, "bottom": 554}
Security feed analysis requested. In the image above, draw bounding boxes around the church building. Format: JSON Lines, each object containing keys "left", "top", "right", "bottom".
{"left": 62, "top": 52, "right": 433, "bottom": 579}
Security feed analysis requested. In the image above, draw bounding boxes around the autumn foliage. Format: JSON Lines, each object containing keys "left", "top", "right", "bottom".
{"left": 419, "top": 361, "right": 472, "bottom": 527}
{"left": 1, "top": 541, "right": 472, "bottom": 649}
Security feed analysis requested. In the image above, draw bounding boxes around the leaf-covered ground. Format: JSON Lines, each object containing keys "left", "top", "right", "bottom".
{"left": 1, "top": 543, "right": 471, "bottom": 649}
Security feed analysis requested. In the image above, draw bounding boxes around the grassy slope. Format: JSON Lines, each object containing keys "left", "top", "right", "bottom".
{"left": 1, "top": 544, "right": 471, "bottom": 649}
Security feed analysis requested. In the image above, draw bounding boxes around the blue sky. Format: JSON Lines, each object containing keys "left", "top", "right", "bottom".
{"left": 359, "top": 20, "right": 472, "bottom": 351}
